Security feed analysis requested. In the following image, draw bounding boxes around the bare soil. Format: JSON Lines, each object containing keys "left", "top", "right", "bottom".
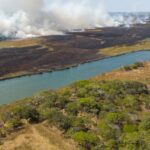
{"left": 0, "top": 122, "right": 78, "bottom": 150}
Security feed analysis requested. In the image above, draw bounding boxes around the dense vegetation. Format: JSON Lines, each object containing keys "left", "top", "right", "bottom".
{"left": 0, "top": 80, "right": 150, "bottom": 150}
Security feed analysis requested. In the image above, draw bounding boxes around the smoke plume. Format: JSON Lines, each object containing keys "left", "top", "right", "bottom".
{"left": 0, "top": 0, "right": 149, "bottom": 38}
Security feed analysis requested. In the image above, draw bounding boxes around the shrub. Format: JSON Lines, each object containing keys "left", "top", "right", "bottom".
{"left": 71, "top": 117, "right": 88, "bottom": 132}
{"left": 106, "top": 139, "right": 118, "bottom": 150}
{"left": 66, "top": 102, "right": 80, "bottom": 116}
{"left": 78, "top": 98, "right": 101, "bottom": 115}
{"left": 72, "top": 131, "right": 99, "bottom": 149}
{"left": 12, "top": 105, "right": 40, "bottom": 123}
{"left": 122, "top": 95, "right": 140, "bottom": 111}
{"left": 44, "top": 93, "right": 58, "bottom": 108}
{"left": 120, "top": 132, "right": 148, "bottom": 150}
{"left": 105, "top": 112, "right": 125, "bottom": 126}
{"left": 139, "top": 117, "right": 150, "bottom": 130}
{"left": 98, "top": 120, "right": 119, "bottom": 140}
{"left": 5, "top": 118, "right": 22, "bottom": 130}
{"left": 122, "top": 62, "right": 144, "bottom": 71}
{"left": 47, "top": 109, "right": 65, "bottom": 126}
{"left": 123, "top": 124, "right": 138, "bottom": 133}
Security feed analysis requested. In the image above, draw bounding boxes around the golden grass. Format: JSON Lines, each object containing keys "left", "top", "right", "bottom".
{"left": 0, "top": 38, "right": 41, "bottom": 48}
{"left": 100, "top": 39, "right": 150, "bottom": 56}
{"left": 92, "top": 61, "right": 150, "bottom": 85}
{"left": 0, "top": 122, "right": 78, "bottom": 150}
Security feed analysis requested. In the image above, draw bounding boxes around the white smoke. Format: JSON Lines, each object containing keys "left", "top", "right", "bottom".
{"left": 0, "top": 0, "right": 149, "bottom": 38}
{"left": 111, "top": 12, "right": 150, "bottom": 27}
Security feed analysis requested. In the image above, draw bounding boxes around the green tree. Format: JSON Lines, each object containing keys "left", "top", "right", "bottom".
{"left": 72, "top": 131, "right": 99, "bottom": 150}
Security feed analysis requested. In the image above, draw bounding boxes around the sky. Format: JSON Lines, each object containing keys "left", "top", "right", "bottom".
{"left": 100, "top": 0, "right": 150, "bottom": 12}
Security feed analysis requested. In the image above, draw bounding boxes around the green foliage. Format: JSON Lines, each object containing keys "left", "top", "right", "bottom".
{"left": 98, "top": 120, "right": 121, "bottom": 140}
{"left": 1, "top": 79, "right": 150, "bottom": 150}
{"left": 139, "top": 117, "right": 150, "bottom": 131}
{"left": 105, "top": 112, "right": 125, "bottom": 126}
{"left": 47, "top": 109, "right": 65, "bottom": 126}
{"left": 122, "top": 95, "right": 140, "bottom": 112}
{"left": 123, "top": 124, "right": 138, "bottom": 133}
{"left": 78, "top": 97, "right": 101, "bottom": 114}
{"left": 120, "top": 131, "right": 150, "bottom": 150}
{"left": 71, "top": 117, "right": 88, "bottom": 132}
{"left": 66, "top": 102, "right": 80, "bottom": 116}
{"left": 5, "top": 118, "right": 22, "bottom": 130}
{"left": 12, "top": 105, "right": 40, "bottom": 123}
{"left": 72, "top": 131, "right": 99, "bottom": 149}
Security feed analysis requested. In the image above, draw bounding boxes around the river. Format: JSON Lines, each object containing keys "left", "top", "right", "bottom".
{"left": 0, "top": 50, "right": 150, "bottom": 104}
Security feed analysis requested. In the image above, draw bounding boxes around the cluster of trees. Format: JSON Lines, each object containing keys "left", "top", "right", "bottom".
{"left": 0, "top": 80, "right": 150, "bottom": 149}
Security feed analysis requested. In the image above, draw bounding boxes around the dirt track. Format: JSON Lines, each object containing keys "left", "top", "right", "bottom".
{"left": 0, "top": 122, "right": 78, "bottom": 150}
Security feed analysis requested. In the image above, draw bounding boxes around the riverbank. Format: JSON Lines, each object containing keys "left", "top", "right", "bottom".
{"left": 93, "top": 61, "right": 150, "bottom": 85}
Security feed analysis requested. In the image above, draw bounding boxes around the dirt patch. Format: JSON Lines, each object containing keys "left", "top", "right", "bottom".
{"left": 0, "top": 122, "right": 78, "bottom": 150}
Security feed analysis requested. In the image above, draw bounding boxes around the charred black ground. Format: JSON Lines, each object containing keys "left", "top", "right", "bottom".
{"left": 0, "top": 24, "right": 150, "bottom": 79}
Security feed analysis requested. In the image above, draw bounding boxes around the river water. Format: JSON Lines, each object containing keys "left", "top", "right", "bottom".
{"left": 0, "top": 51, "right": 150, "bottom": 104}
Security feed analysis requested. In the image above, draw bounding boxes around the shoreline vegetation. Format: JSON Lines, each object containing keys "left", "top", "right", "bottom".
{"left": 0, "top": 61, "right": 150, "bottom": 149}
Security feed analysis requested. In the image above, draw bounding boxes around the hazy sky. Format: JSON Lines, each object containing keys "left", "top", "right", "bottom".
{"left": 101, "top": 0, "right": 150, "bottom": 12}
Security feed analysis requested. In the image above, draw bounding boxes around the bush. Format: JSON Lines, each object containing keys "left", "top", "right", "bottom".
{"left": 98, "top": 120, "right": 119, "bottom": 140}
{"left": 122, "top": 95, "right": 140, "bottom": 111}
{"left": 12, "top": 105, "right": 40, "bottom": 123}
{"left": 5, "top": 118, "right": 22, "bottom": 130}
{"left": 47, "top": 109, "right": 65, "bottom": 126}
{"left": 122, "top": 62, "right": 144, "bottom": 71}
{"left": 123, "top": 124, "right": 138, "bottom": 133}
{"left": 71, "top": 117, "right": 88, "bottom": 132}
{"left": 139, "top": 117, "right": 150, "bottom": 130}
{"left": 120, "top": 132, "right": 149, "bottom": 150}
{"left": 66, "top": 102, "right": 80, "bottom": 116}
{"left": 72, "top": 131, "right": 99, "bottom": 149}
{"left": 78, "top": 98, "right": 101, "bottom": 115}
{"left": 105, "top": 112, "right": 125, "bottom": 126}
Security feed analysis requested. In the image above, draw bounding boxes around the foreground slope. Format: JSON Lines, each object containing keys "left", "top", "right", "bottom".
{"left": 0, "top": 62, "right": 150, "bottom": 150}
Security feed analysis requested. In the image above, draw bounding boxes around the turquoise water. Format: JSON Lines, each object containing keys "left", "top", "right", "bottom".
{"left": 0, "top": 50, "right": 150, "bottom": 104}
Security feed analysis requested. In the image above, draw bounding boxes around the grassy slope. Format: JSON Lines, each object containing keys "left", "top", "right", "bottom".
{"left": 100, "top": 39, "right": 150, "bottom": 56}
{"left": 0, "top": 38, "right": 40, "bottom": 48}
{"left": 93, "top": 61, "right": 150, "bottom": 85}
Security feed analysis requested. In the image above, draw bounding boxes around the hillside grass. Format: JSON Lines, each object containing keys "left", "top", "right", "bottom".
{"left": 93, "top": 61, "right": 150, "bottom": 85}
{"left": 0, "top": 38, "right": 41, "bottom": 48}
{"left": 100, "top": 39, "right": 150, "bottom": 56}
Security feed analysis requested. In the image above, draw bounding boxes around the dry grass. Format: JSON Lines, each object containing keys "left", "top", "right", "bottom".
{"left": 92, "top": 61, "right": 150, "bottom": 85}
{"left": 0, "top": 122, "right": 78, "bottom": 150}
{"left": 100, "top": 39, "right": 150, "bottom": 56}
{"left": 0, "top": 38, "right": 41, "bottom": 48}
